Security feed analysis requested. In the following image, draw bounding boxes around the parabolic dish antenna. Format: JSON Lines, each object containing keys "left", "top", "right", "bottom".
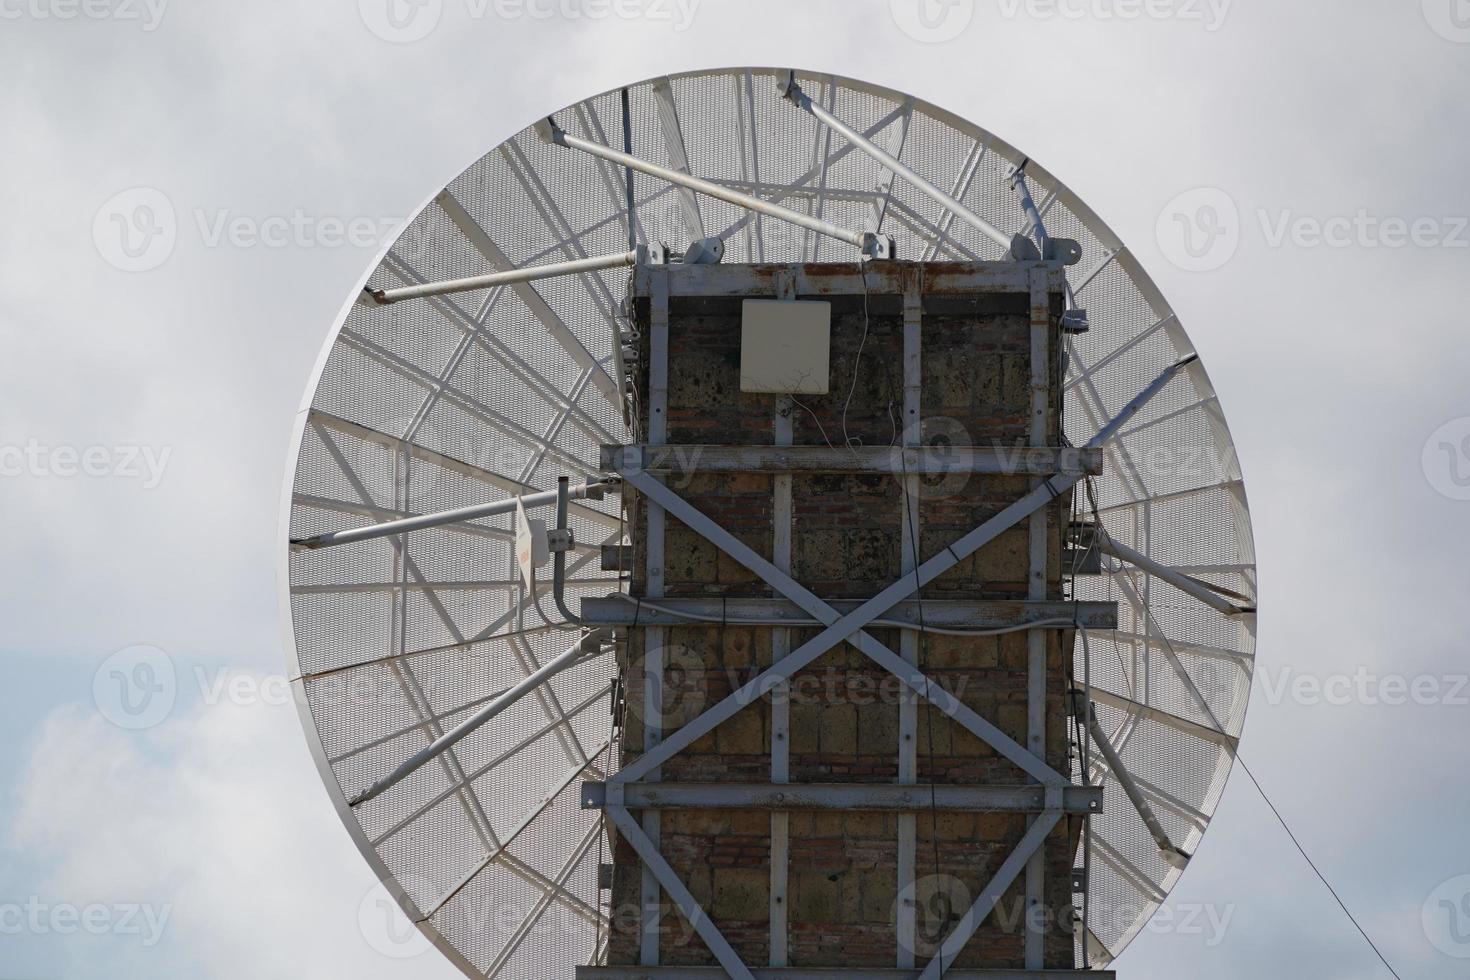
{"left": 282, "top": 67, "right": 1256, "bottom": 977}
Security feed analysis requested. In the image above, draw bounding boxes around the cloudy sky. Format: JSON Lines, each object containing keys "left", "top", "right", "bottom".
{"left": 1, "top": 1, "right": 1468, "bottom": 977}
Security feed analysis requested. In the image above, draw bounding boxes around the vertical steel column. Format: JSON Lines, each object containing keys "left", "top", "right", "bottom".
{"left": 769, "top": 271, "right": 796, "bottom": 965}
{"left": 896, "top": 272, "right": 923, "bottom": 967}
{"left": 640, "top": 265, "right": 670, "bottom": 966}
{"left": 1024, "top": 266, "right": 1052, "bottom": 968}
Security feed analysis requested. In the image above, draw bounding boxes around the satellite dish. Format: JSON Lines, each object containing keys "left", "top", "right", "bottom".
{"left": 282, "top": 68, "right": 1256, "bottom": 976}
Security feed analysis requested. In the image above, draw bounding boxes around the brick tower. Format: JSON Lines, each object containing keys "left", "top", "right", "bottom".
{"left": 580, "top": 260, "right": 1115, "bottom": 978}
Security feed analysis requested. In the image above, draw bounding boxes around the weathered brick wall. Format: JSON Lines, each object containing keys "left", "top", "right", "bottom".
{"left": 608, "top": 263, "right": 1077, "bottom": 969}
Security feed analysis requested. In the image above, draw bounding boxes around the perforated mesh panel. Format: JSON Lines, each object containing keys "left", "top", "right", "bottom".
{"left": 285, "top": 67, "right": 1256, "bottom": 977}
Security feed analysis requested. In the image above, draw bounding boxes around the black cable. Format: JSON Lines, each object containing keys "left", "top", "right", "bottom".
{"left": 1236, "top": 756, "right": 1404, "bottom": 980}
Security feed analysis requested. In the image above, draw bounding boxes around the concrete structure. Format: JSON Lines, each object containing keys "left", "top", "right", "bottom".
{"left": 585, "top": 261, "right": 1114, "bottom": 976}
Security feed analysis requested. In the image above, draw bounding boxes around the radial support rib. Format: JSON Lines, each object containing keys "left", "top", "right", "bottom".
{"left": 348, "top": 632, "right": 609, "bottom": 806}
{"left": 1085, "top": 708, "right": 1191, "bottom": 869}
{"left": 1089, "top": 687, "right": 1237, "bottom": 750}
{"left": 434, "top": 188, "right": 622, "bottom": 401}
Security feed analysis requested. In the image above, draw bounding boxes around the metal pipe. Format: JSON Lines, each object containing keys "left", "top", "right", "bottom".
{"left": 1086, "top": 706, "right": 1190, "bottom": 869}
{"left": 621, "top": 86, "right": 637, "bottom": 252}
{"left": 1009, "top": 164, "right": 1051, "bottom": 255}
{"left": 291, "top": 480, "right": 612, "bottom": 550}
{"left": 1086, "top": 354, "right": 1197, "bottom": 449}
{"left": 348, "top": 630, "right": 609, "bottom": 806}
{"left": 368, "top": 248, "right": 644, "bottom": 305}
{"left": 552, "top": 476, "right": 585, "bottom": 625}
{"left": 778, "top": 73, "right": 1015, "bottom": 254}
{"left": 536, "top": 117, "right": 888, "bottom": 259}
{"left": 1101, "top": 533, "right": 1249, "bottom": 617}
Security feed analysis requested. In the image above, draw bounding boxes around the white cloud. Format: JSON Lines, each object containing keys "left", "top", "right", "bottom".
{"left": 5, "top": 688, "right": 463, "bottom": 980}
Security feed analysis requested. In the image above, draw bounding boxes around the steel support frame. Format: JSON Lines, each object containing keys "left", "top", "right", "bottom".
{"left": 578, "top": 969, "right": 1113, "bottom": 979}
{"left": 613, "top": 467, "right": 1075, "bottom": 789}
{"left": 770, "top": 267, "right": 796, "bottom": 967}
{"left": 579, "top": 596, "right": 1117, "bottom": 631}
{"left": 597, "top": 272, "right": 1190, "bottom": 976}
{"left": 603, "top": 269, "right": 1109, "bottom": 977}
{"left": 896, "top": 272, "right": 922, "bottom": 968}
{"left": 602, "top": 444, "right": 1102, "bottom": 477}
{"left": 1023, "top": 267, "right": 1050, "bottom": 969}
{"left": 640, "top": 266, "right": 671, "bottom": 967}
{"left": 584, "top": 782, "right": 1103, "bottom": 813}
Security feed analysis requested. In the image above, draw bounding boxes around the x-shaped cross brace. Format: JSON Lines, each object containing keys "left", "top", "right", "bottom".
{"left": 612, "top": 464, "right": 1078, "bottom": 788}
{"left": 601, "top": 356, "right": 1189, "bottom": 976}
{"left": 603, "top": 464, "right": 1081, "bottom": 979}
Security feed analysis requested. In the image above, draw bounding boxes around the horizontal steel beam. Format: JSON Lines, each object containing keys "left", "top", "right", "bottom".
{"left": 367, "top": 247, "right": 645, "bottom": 305}
{"left": 602, "top": 444, "right": 1102, "bottom": 477}
{"left": 578, "top": 969, "right": 1114, "bottom": 979}
{"left": 579, "top": 596, "right": 1117, "bottom": 631}
{"left": 583, "top": 781, "right": 1102, "bottom": 814}
{"left": 628, "top": 261, "right": 1065, "bottom": 298}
